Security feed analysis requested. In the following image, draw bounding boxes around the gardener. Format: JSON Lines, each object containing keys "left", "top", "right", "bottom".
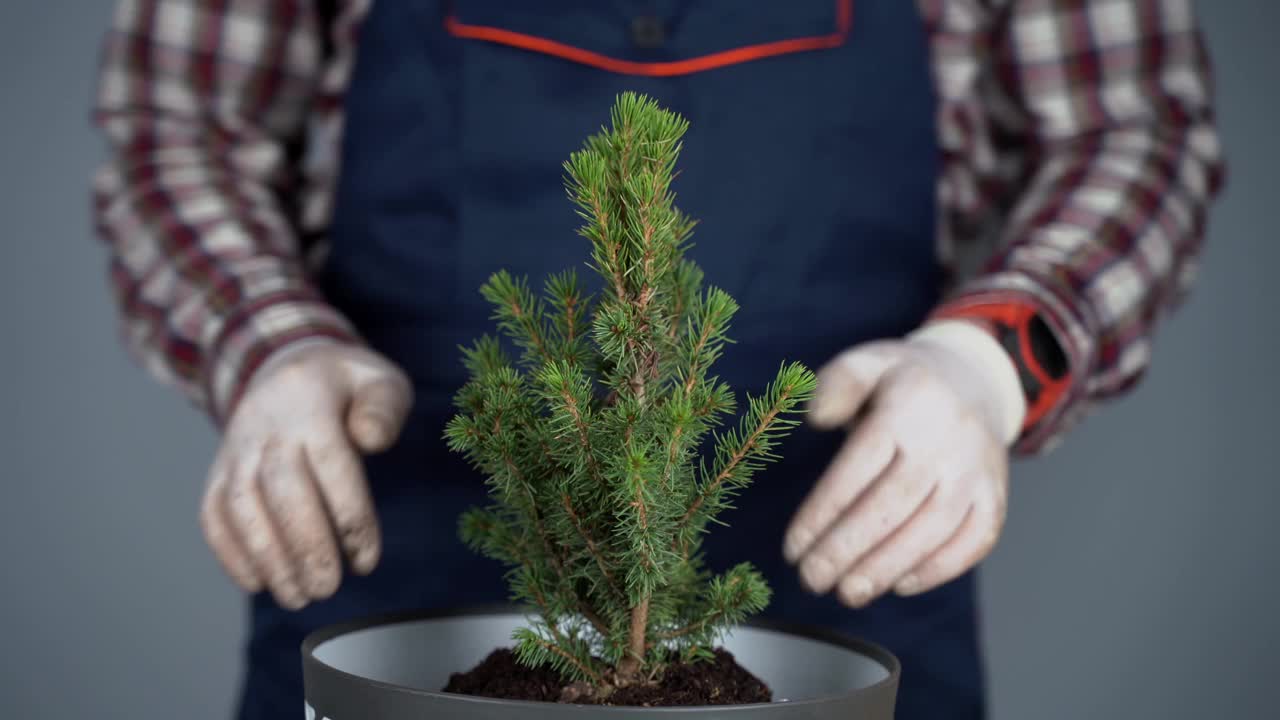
{"left": 92, "top": 1, "right": 1222, "bottom": 718}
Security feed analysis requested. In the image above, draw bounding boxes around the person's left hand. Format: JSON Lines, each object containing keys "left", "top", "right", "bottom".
{"left": 783, "top": 320, "right": 1026, "bottom": 607}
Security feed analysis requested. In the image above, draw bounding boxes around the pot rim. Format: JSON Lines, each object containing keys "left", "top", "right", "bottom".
{"left": 302, "top": 604, "right": 901, "bottom": 712}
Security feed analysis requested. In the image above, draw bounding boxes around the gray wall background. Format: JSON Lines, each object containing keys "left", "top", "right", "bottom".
{"left": 1, "top": 1, "right": 1275, "bottom": 718}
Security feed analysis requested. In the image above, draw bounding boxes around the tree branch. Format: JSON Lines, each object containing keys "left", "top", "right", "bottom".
{"left": 655, "top": 611, "right": 722, "bottom": 641}
{"left": 530, "top": 634, "right": 605, "bottom": 687}
{"left": 675, "top": 387, "right": 795, "bottom": 538}
{"left": 557, "top": 378, "right": 605, "bottom": 481}
{"left": 682, "top": 314, "right": 718, "bottom": 394}
{"left": 660, "top": 425, "right": 684, "bottom": 491}
{"left": 565, "top": 293, "right": 582, "bottom": 344}
{"left": 579, "top": 605, "right": 611, "bottom": 638}
{"left": 508, "top": 294, "right": 553, "bottom": 364}
{"left": 561, "top": 493, "right": 621, "bottom": 596}
{"left": 590, "top": 195, "right": 630, "bottom": 304}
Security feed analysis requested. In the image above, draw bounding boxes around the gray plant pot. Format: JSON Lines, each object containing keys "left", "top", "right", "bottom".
{"left": 303, "top": 608, "right": 900, "bottom": 718}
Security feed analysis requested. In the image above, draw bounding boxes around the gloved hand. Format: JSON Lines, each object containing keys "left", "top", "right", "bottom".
{"left": 784, "top": 320, "right": 1026, "bottom": 608}
{"left": 198, "top": 340, "right": 413, "bottom": 609}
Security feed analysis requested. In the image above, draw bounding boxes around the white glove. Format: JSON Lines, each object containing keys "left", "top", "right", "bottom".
{"left": 783, "top": 320, "right": 1026, "bottom": 608}
{"left": 199, "top": 340, "right": 413, "bottom": 609}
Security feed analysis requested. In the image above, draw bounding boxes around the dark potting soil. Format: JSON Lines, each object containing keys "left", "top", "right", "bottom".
{"left": 442, "top": 647, "right": 772, "bottom": 706}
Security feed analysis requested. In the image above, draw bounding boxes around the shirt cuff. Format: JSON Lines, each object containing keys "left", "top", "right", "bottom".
{"left": 205, "top": 290, "right": 361, "bottom": 423}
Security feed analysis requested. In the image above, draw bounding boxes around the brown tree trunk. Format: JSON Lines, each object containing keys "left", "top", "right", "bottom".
{"left": 616, "top": 596, "right": 650, "bottom": 682}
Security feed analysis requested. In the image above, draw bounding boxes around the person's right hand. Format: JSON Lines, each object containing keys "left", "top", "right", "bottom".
{"left": 199, "top": 341, "right": 413, "bottom": 609}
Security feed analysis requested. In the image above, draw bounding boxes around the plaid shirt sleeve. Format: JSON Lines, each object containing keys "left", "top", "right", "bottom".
{"left": 92, "top": 0, "right": 360, "bottom": 422}
{"left": 926, "top": 0, "right": 1225, "bottom": 453}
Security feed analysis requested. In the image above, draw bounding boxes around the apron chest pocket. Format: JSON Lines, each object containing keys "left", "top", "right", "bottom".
{"left": 446, "top": 0, "right": 852, "bottom": 76}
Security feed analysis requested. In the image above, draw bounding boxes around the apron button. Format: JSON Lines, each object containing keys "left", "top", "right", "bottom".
{"left": 630, "top": 15, "right": 665, "bottom": 49}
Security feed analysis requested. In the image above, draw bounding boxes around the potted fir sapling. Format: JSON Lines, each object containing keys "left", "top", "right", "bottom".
{"left": 301, "top": 94, "right": 901, "bottom": 717}
{"left": 443, "top": 94, "right": 813, "bottom": 703}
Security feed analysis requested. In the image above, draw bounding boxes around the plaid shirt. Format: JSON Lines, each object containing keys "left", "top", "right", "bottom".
{"left": 92, "top": 0, "right": 1224, "bottom": 453}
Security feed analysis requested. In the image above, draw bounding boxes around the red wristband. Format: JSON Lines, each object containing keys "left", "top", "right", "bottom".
{"left": 932, "top": 303, "right": 1071, "bottom": 433}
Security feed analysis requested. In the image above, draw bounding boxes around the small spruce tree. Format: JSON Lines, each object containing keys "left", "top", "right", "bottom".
{"left": 445, "top": 93, "right": 817, "bottom": 692}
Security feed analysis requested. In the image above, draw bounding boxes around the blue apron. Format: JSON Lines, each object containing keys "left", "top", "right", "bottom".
{"left": 238, "top": 2, "right": 983, "bottom": 718}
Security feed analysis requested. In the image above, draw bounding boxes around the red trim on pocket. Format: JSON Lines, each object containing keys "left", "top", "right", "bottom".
{"left": 444, "top": 0, "right": 852, "bottom": 77}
